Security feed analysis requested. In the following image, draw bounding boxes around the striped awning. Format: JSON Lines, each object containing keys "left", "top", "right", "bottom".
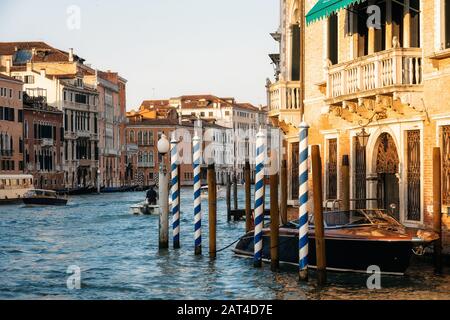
{"left": 306, "top": 0, "right": 364, "bottom": 25}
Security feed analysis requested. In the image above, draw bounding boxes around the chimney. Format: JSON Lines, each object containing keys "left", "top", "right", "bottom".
{"left": 31, "top": 48, "right": 36, "bottom": 56}
{"left": 69, "top": 48, "right": 74, "bottom": 62}
{"left": 6, "top": 60, "right": 11, "bottom": 76}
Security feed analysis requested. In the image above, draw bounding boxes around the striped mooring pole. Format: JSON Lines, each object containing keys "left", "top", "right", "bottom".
{"left": 193, "top": 134, "right": 202, "bottom": 255}
{"left": 171, "top": 134, "right": 180, "bottom": 249}
{"left": 298, "top": 122, "right": 310, "bottom": 281}
{"left": 254, "top": 129, "right": 266, "bottom": 268}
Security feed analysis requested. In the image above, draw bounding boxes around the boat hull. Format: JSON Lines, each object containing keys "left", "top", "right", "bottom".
{"left": 234, "top": 232, "right": 413, "bottom": 275}
{"left": 23, "top": 198, "right": 68, "bottom": 206}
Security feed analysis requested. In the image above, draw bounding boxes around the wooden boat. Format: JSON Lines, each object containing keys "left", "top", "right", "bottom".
{"left": 23, "top": 189, "right": 68, "bottom": 206}
{"left": 130, "top": 201, "right": 159, "bottom": 215}
{"left": 234, "top": 209, "right": 439, "bottom": 275}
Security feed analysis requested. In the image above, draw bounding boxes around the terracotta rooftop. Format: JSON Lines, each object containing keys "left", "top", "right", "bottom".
{"left": 0, "top": 73, "right": 23, "bottom": 83}
{"left": 0, "top": 41, "right": 84, "bottom": 64}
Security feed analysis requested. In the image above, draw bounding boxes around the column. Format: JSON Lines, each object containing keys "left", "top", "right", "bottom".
{"left": 403, "top": 0, "right": 411, "bottom": 48}
{"left": 386, "top": 0, "right": 393, "bottom": 49}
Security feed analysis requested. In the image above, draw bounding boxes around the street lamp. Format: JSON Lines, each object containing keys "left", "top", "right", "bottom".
{"left": 158, "top": 134, "right": 170, "bottom": 156}
{"left": 356, "top": 128, "right": 370, "bottom": 148}
{"left": 158, "top": 134, "right": 170, "bottom": 250}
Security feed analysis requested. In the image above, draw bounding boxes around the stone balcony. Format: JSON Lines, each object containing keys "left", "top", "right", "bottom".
{"left": 324, "top": 48, "right": 424, "bottom": 124}
{"left": 267, "top": 80, "right": 301, "bottom": 118}
{"left": 41, "top": 138, "right": 54, "bottom": 147}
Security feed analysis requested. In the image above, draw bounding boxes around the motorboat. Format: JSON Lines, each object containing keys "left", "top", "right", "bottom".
{"left": 234, "top": 209, "right": 439, "bottom": 275}
{"left": 23, "top": 189, "right": 68, "bottom": 206}
{"left": 200, "top": 186, "right": 225, "bottom": 200}
{"left": 130, "top": 200, "right": 159, "bottom": 215}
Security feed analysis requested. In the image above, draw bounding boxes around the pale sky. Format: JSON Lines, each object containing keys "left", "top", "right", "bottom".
{"left": 0, "top": 0, "right": 279, "bottom": 110}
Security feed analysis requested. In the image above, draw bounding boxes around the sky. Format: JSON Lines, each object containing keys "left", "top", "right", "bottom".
{"left": 0, "top": 0, "right": 279, "bottom": 110}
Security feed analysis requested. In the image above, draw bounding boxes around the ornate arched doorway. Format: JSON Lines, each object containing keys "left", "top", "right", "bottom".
{"left": 374, "top": 133, "right": 400, "bottom": 219}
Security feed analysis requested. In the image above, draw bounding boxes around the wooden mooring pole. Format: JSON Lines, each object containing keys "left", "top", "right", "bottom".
{"left": 280, "top": 160, "right": 288, "bottom": 225}
{"left": 433, "top": 147, "right": 443, "bottom": 274}
{"left": 233, "top": 173, "right": 238, "bottom": 211}
{"left": 270, "top": 171, "right": 279, "bottom": 271}
{"left": 245, "top": 161, "right": 252, "bottom": 232}
{"left": 312, "top": 145, "right": 327, "bottom": 285}
{"left": 226, "top": 173, "right": 231, "bottom": 222}
{"left": 208, "top": 163, "right": 217, "bottom": 259}
{"left": 342, "top": 155, "right": 350, "bottom": 212}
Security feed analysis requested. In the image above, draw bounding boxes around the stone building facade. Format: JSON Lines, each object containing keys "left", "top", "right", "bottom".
{"left": 268, "top": 0, "right": 450, "bottom": 250}
{"left": 85, "top": 70, "right": 127, "bottom": 189}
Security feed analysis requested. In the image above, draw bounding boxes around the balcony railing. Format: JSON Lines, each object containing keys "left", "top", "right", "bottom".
{"left": 268, "top": 81, "right": 301, "bottom": 115}
{"left": 326, "top": 48, "right": 423, "bottom": 101}
{"left": 41, "top": 138, "right": 54, "bottom": 147}
{"left": 0, "top": 150, "right": 13, "bottom": 157}
{"left": 138, "top": 162, "right": 155, "bottom": 168}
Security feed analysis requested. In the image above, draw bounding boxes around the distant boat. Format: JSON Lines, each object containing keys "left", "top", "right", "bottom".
{"left": 200, "top": 186, "right": 226, "bottom": 200}
{"left": 23, "top": 189, "right": 68, "bottom": 206}
{"left": 101, "top": 186, "right": 136, "bottom": 193}
{"left": 130, "top": 200, "right": 159, "bottom": 215}
{"left": 234, "top": 209, "right": 439, "bottom": 276}
{"left": 56, "top": 186, "right": 96, "bottom": 196}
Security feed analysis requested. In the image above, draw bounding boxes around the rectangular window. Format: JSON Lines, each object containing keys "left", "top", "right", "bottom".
{"left": 327, "top": 139, "right": 338, "bottom": 200}
{"left": 446, "top": 0, "right": 450, "bottom": 48}
{"left": 406, "top": 130, "right": 421, "bottom": 221}
{"left": 328, "top": 14, "right": 338, "bottom": 65}
{"left": 24, "top": 75, "right": 34, "bottom": 84}
{"left": 291, "top": 24, "right": 301, "bottom": 80}
{"left": 9, "top": 89, "right": 12, "bottom": 98}
{"left": 410, "top": 0, "right": 420, "bottom": 48}
{"left": 18, "top": 110, "right": 23, "bottom": 123}
{"left": 443, "top": 126, "right": 450, "bottom": 206}
{"left": 75, "top": 93, "right": 87, "bottom": 104}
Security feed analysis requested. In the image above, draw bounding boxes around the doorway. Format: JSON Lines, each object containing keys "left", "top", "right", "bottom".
{"left": 375, "top": 133, "right": 400, "bottom": 219}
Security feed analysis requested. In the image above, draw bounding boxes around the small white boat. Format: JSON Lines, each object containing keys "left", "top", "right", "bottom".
{"left": 130, "top": 201, "right": 159, "bottom": 215}
{"left": 200, "top": 186, "right": 226, "bottom": 200}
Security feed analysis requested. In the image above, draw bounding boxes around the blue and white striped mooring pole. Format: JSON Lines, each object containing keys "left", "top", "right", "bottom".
{"left": 254, "top": 129, "right": 266, "bottom": 268}
{"left": 298, "top": 122, "right": 310, "bottom": 281}
{"left": 193, "top": 134, "right": 202, "bottom": 255}
{"left": 171, "top": 135, "right": 180, "bottom": 249}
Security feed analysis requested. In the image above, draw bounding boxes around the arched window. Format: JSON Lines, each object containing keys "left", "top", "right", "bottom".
{"left": 130, "top": 130, "right": 135, "bottom": 143}
{"left": 138, "top": 131, "right": 143, "bottom": 145}
{"left": 149, "top": 151, "right": 154, "bottom": 165}
{"left": 143, "top": 132, "right": 148, "bottom": 145}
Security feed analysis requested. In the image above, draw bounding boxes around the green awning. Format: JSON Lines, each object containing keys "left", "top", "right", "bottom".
{"left": 306, "top": 0, "right": 364, "bottom": 25}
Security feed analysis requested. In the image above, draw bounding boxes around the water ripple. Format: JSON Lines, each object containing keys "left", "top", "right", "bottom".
{"left": 0, "top": 190, "right": 449, "bottom": 300}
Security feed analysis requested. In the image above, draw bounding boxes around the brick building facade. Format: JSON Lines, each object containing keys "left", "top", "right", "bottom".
{"left": 23, "top": 96, "right": 64, "bottom": 190}
{"left": 268, "top": 0, "right": 450, "bottom": 251}
{"left": 0, "top": 74, "right": 23, "bottom": 175}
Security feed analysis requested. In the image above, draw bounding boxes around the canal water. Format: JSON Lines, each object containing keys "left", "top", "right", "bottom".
{"left": 0, "top": 188, "right": 449, "bottom": 300}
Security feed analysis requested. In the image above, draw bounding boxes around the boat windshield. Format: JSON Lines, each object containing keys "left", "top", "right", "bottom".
{"left": 287, "top": 209, "right": 400, "bottom": 229}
